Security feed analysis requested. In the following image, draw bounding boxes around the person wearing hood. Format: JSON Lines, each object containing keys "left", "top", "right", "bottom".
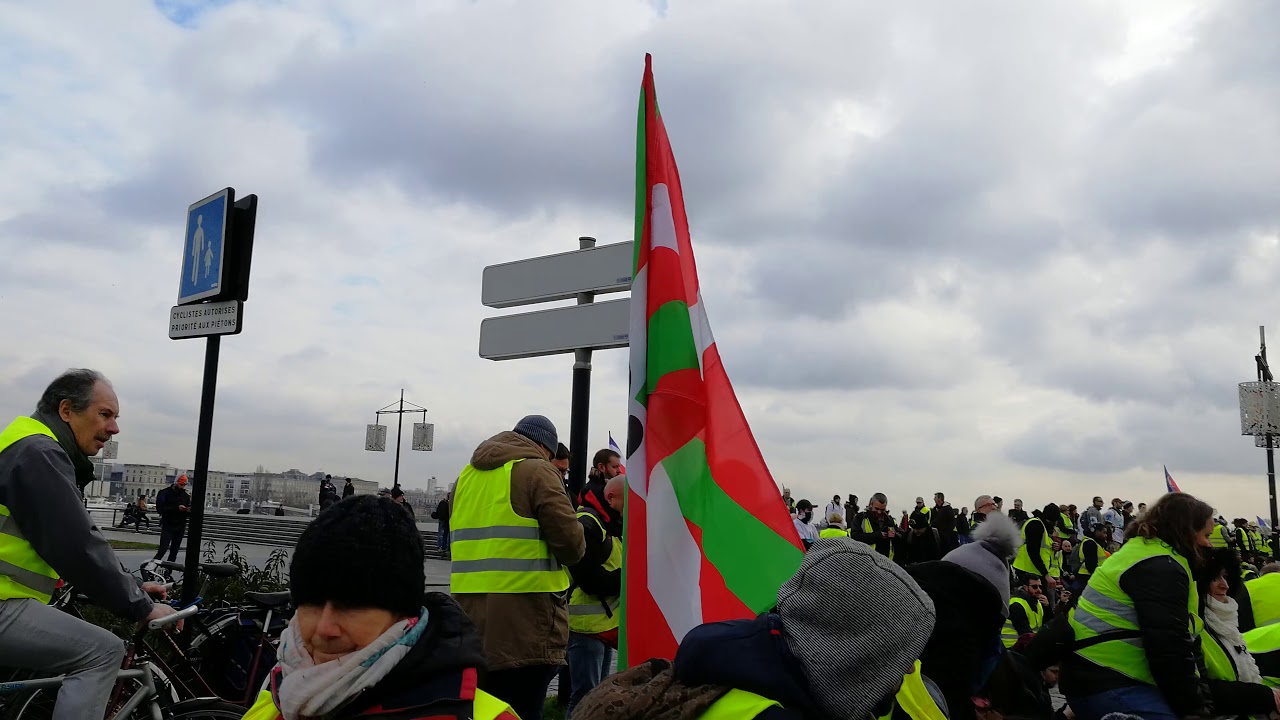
{"left": 244, "top": 495, "right": 518, "bottom": 720}
{"left": 908, "top": 512, "right": 1022, "bottom": 720}
{"left": 565, "top": 475, "right": 626, "bottom": 718}
{"left": 0, "top": 369, "right": 178, "bottom": 719}
{"left": 824, "top": 494, "right": 844, "bottom": 527}
{"left": 1012, "top": 503, "right": 1060, "bottom": 580}
{"left": 574, "top": 536, "right": 948, "bottom": 719}
{"left": 843, "top": 494, "right": 859, "bottom": 526}
{"left": 450, "top": 415, "right": 586, "bottom": 720}
{"left": 1194, "top": 548, "right": 1280, "bottom": 717}
{"left": 792, "top": 499, "right": 819, "bottom": 550}
{"left": 1060, "top": 492, "right": 1218, "bottom": 719}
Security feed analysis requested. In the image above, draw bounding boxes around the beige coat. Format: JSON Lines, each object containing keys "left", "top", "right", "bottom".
{"left": 453, "top": 431, "right": 586, "bottom": 670}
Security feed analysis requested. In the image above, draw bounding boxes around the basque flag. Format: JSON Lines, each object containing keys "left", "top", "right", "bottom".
{"left": 1164, "top": 465, "right": 1181, "bottom": 493}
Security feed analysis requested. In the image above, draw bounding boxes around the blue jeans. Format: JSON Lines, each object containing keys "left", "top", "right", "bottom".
{"left": 437, "top": 524, "right": 449, "bottom": 552}
{"left": 1067, "top": 686, "right": 1178, "bottom": 720}
{"left": 565, "top": 632, "right": 615, "bottom": 718}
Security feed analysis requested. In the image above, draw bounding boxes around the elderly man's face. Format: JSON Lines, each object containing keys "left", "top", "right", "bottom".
{"left": 61, "top": 381, "right": 120, "bottom": 456}
{"left": 297, "top": 602, "right": 401, "bottom": 664}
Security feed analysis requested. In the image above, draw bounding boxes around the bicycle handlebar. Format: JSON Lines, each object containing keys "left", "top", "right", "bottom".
{"left": 148, "top": 603, "right": 199, "bottom": 630}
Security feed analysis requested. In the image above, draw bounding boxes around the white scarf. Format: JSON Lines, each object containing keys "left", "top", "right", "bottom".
{"left": 272, "top": 607, "right": 428, "bottom": 720}
{"left": 1203, "top": 596, "right": 1263, "bottom": 684}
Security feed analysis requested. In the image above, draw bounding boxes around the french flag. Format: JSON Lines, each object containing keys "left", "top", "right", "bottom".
{"left": 1164, "top": 465, "right": 1181, "bottom": 493}
{"left": 609, "top": 432, "right": 626, "bottom": 474}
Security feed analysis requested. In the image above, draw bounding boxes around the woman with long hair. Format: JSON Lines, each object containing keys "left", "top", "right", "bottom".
{"left": 1195, "top": 548, "right": 1280, "bottom": 715}
{"left": 1060, "top": 492, "right": 1217, "bottom": 718}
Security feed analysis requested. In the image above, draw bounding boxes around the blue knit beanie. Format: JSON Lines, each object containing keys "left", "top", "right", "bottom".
{"left": 513, "top": 415, "right": 558, "bottom": 453}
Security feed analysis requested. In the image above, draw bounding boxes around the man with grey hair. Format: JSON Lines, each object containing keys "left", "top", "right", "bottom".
{"left": 852, "top": 492, "right": 897, "bottom": 560}
{"left": 972, "top": 494, "right": 997, "bottom": 525}
{"left": 0, "top": 369, "right": 177, "bottom": 719}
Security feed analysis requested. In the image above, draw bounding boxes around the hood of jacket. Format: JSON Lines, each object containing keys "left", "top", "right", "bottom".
{"left": 469, "top": 430, "right": 547, "bottom": 471}
{"left": 32, "top": 409, "right": 96, "bottom": 490}
{"left": 334, "top": 592, "right": 489, "bottom": 718}
{"left": 571, "top": 657, "right": 736, "bottom": 720}
{"left": 674, "top": 613, "right": 821, "bottom": 716}
{"left": 579, "top": 477, "right": 622, "bottom": 535}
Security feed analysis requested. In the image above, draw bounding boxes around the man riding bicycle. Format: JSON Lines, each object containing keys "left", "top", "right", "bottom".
{"left": 0, "top": 369, "right": 178, "bottom": 719}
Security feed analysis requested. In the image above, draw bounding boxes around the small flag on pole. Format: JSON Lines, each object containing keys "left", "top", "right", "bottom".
{"left": 609, "top": 432, "right": 626, "bottom": 475}
{"left": 1164, "top": 466, "right": 1181, "bottom": 493}
{"left": 1259, "top": 516, "right": 1270, "bottom": 530}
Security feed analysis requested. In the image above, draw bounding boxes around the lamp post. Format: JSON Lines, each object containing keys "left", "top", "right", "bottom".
{"left": 365, "top": 390, "right": 431, "bottom": 490}
{"left": 1238, "top": 326, "right": 1280, "bottom": 561}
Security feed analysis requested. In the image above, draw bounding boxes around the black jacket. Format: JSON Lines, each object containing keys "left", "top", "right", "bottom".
{"left": 264, "top": 593, "right": 491, "bottom": 719}
{"left": 1060, "top": 555, "right": 1208, "bottom": 715}
{"left": 905, "top": 527, "right": 943, "bottom": 565}
{"left": 851, "top": 510, "right": 897, "bottom": 558}
{"left": 1008, "top": 508, "right": 1028, "bottom": 526}
{"left": 907, "top": 560, "right": 1007, "bottom": 720}
{"left": 342, "top": 481, "right": 355, "bottom": 498}
{"left": 1079, "top": 537, "right": 1103, "bottom": 575}
{"left": 1008, "top": 590, "right": 1052, "bottom": 636}
{"left": 568, "top": 506, "right": 620, "bottom": 599}
{"left": 1021, "top": 518, "right": 1051, "bottom": 576}
{"left": 156, "top": 484, "right": 191, "bottom": 527}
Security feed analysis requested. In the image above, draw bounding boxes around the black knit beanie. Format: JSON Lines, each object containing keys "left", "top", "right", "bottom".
{"left": 290, "top": 495, "right": 425, "bottom": 617}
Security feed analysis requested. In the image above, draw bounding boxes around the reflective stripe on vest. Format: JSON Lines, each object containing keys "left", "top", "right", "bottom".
{"left": 1201, "top": 628, "right": 1237, "bottom": 681}
{"left": 568, "top": 509, "right": 622, "bottom": 634}
{"left": 0, "top": 417, "right": 62, "bottom": 603}
{"left": 1209, "top": 525, "right": 1231, "bottom": 549}
{"left": 1247, "top": 574, "right": 1280, "bottom": 628}
{"left": 1012, "top": 518, "right": 1052, "bottom": 576}
{"left": 1001, "top": 596, "right": 1044, "bottom": 649}
{"left": 698, "top": 688, "right": 782, "bottom": 719}
{"left": 819, "top": 527, "right": 847, "bottom": 538}
{"left": 243, "top": 687, "right": 517, "bottom": 720}
{"left": 1047, "top": 549, "right": 1063, "bottom": 578}
{"left": 862, "top": 517, "right": 894, "bottom": 560}
{"left": 1069, "top": 537, "right": 1201, "bottom": 685}
{"left": 449, "top": 459, "right": 569, "bottom": 594}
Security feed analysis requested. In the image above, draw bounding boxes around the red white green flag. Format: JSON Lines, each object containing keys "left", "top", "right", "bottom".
{"left": 620, "top": 54, "right": 805, "bottom": 667}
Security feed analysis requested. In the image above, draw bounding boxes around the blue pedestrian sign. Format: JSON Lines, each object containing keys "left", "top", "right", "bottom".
{"left": 177, "top": 188, "right": 233, "bottom": 305}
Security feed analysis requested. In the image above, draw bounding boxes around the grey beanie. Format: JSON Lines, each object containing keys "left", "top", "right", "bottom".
{"left": 942, "top": 512, "right": 1021, "bottom": 617}
{"left": 777, "top": 538, "right": 936, "bottom": 719}
{"left": 513, "top": 415, "right": 558, "bottom": 453}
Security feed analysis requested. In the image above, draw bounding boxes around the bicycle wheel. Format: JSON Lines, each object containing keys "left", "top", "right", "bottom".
{"left": 165, "top": 699, "right": 247, "bottom": 718}
{"left": 2, "top": 685, "right": 56, "bottom": 720}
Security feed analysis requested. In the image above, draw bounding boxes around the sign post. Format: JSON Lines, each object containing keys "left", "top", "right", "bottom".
{"left": 366, "top": 390, "right": 431, "bottom": 490}
{"left": 479, "top": 237, "right": 631, "bottom": 500}
{"left": 172, "top": 188, "right": 257, "bottom": 606}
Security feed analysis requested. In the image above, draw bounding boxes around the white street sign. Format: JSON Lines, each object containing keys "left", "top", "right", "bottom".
{"left": 102, "top": 440, "right": 118, "bottom": 460}
{"left": 412, "top": 423, "right": 435, "bottom": 451}
{"left": 169, "top": 300, "right": 243, "bottom": 340}
{"left": 365, "top": 424, "right": 387, "bottom": 452}
{"left": 480, "top": 298, "right": 630, "bottom": 361}
{"left": 482, "top": 241, "right": 632, "bottom": 309}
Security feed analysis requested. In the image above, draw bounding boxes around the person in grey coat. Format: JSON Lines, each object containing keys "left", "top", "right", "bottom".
{"left": 0, "top": 369, "right": 177, "bottom": 719}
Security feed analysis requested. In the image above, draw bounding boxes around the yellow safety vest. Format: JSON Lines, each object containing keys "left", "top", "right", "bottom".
{"left": 243, "top": 688, "right": 519, "bottom": 720}
{"left": 698, "top": 660, "right": 945, "bottom": 720}
{"left": 1244, "top": 622, "right": 1280, "bottom": 688}
{"left": 1047, "top": 549, "right": 1063, "bottom": 579}
{"left": 450, "top": 459, "right": 570, "bottom": 594}
{"left": 1201, "top": 627, "right": 1237, "bottom": 681}
{"left": 1012, "top": 518, "right": 1052, "bottom": 577}
{"left": 0, "top": 417, "right": 62, "bottom": 603}
{"left": 1246, "top": 574, "right": 1280, "bottom": 628}
{"left": 819, "top": 527, "right": 848, "bottom": 539}
{"left": 568, "top": 510, "right": 621, "bottom": 635}
{"left": 1209, "top": 524, "right": 1232, "bottom": 549}
{"left": 1001, "top": 596, "right": 1045, "bottom": 648}
{"left": 862, "top": 517, "right": 894, "bottom": 561}
{"left": 1069, "top": 538, "right": 1201, "bottom": 685}
{"left": 1076, "top": 538, "right": 1110, "bottom": 577}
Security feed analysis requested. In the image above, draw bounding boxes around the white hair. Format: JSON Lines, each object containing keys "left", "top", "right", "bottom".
{"left": 972, "top": 512, "right": 1023, "bottom": 561}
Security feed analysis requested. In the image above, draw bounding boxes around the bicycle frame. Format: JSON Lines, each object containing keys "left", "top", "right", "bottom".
{"left": 0, "top": 667, "right": 163, "bottom": 720}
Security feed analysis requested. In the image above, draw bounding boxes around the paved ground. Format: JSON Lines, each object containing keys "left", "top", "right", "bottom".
{"left": 106, "top": 527, "right": 452, "bottom": 591}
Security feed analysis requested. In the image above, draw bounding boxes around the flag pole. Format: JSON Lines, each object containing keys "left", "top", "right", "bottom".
{"left": 1258, "top": 326, "right": 1278, "bottom": 561}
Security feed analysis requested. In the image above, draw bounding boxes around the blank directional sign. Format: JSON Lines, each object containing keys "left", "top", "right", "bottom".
{"left": 365, "top": 424, "right": 387, "bottom": 452}
{"left": 102, "top": 440, "right": 118, "bottom": 460}
{"left": 480, "top": 298, "right": 630, "bottom": 361}
{"left": 412, "top": 423, "right": 435, "bottom": 451}
{"left": 482, "top": 242, "right": 632, "bottom": 309}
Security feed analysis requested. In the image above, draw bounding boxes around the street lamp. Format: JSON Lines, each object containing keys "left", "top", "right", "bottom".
{"left": 365, "top": 390, "right": 433, "bottom": 490}
{"left": 1239, "top": 326, "right": 1280, "bottom": 560}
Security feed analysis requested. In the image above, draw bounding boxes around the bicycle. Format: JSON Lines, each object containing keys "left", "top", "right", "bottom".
{"left": 0, "top": 604, "right": 245, "bottom": 719}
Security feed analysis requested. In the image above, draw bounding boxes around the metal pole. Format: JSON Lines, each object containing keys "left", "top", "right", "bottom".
{"left": 567, "top": 236, "right": 596, "bottom": 503}
{"left": 393, "top": 389, "right": 404, "bottom": 491}
{"left": 182, "top": 335, "right": 221, "bottom": 605}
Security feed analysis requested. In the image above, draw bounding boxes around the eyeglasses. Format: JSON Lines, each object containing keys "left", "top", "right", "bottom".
{"left": 1027, "top": 585, "right": 1042, "bottom": 590}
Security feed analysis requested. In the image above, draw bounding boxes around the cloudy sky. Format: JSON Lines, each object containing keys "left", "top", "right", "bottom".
{"left": 2, "top": 0, "right": 1278, "bottom": 520}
